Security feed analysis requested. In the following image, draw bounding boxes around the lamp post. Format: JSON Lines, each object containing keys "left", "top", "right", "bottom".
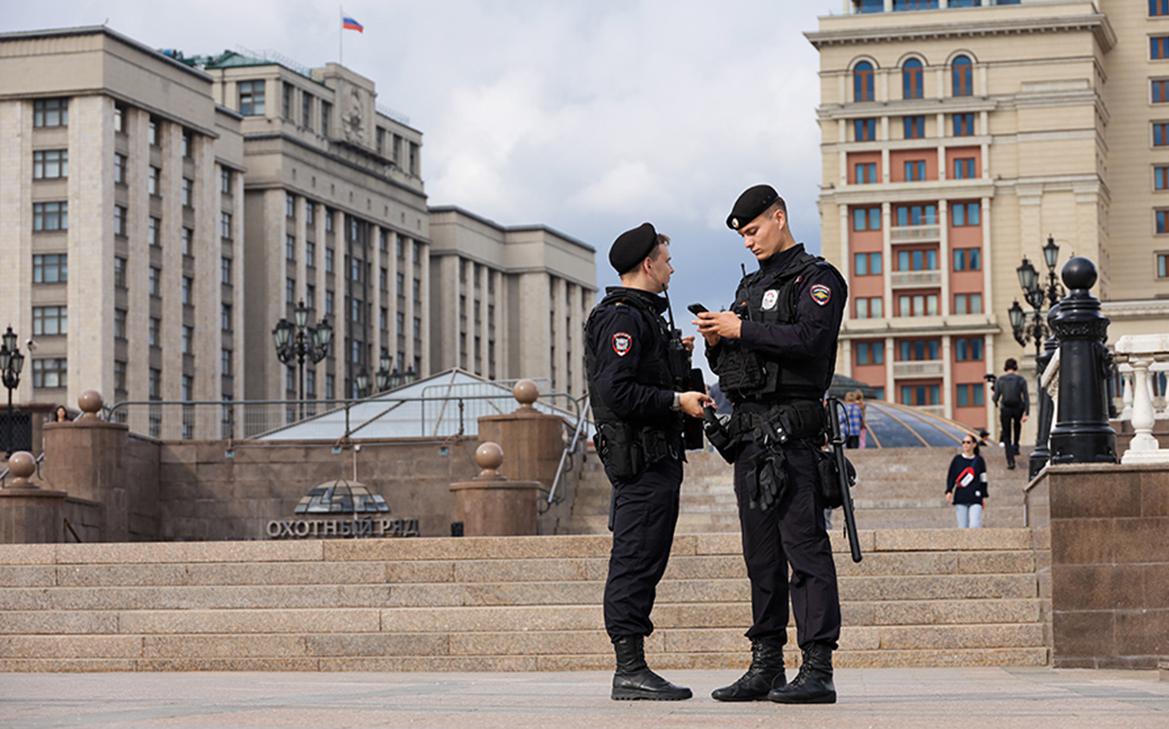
{"left": 0, "top": 326, "right": 25, "bottom": 456}
{"left": 1007, "top": 236, "right": 1063, "bottom": 478}
{"left": 273, "top": 300, "right": 332, "bottom": 420}
{"left": 355, "top": 369, "right": 371, "bottom": 400}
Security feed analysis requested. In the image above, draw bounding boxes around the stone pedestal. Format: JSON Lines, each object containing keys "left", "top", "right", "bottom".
{"left": 477, "top": 379, "right": 565, "bottom": 489}
{"left": 0, "top": 488, "right": 66, "bottom": 543}
{"left": 450, "top": 442, "right": 541, "bottom": 537}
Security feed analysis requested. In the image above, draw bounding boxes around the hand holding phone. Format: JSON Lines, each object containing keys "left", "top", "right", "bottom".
{"left": 687, "top": 303, "right": 708, "bottom": 316}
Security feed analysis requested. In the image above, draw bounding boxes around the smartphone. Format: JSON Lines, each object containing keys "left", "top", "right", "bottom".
{"left": 687, "top": 303, "right": 708, "bottom": 315}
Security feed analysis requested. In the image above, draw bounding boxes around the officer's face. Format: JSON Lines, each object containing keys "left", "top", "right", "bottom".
{"left": 737, "top": 207, "right": 785, "bottom": 260}
{"left": 644, "top": 242, "right": 674, "bottom": 291}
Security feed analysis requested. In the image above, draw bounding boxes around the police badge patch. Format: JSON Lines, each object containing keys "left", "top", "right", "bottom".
{"left": 761, "top": 289, "right": 779, "bottom": 310}
{"left": 611, "top": 332, "right": 633, "bottom": 357}
{"left": 810, "top": 284, "right": 832, "bottom": 306}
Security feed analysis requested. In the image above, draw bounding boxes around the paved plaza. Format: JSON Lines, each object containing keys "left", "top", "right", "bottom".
{"left": 2, "top": 667, "right": 1167, "bottom": 728}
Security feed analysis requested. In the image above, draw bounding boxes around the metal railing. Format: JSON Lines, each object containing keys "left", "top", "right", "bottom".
{"left": 546, "top": 396, "right": 593, "bottom": 508}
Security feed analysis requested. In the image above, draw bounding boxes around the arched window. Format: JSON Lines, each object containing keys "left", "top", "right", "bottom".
{"left": 854, "top": 61, "right": 875, "bottom": 102}
{"left": 952, "top": 55, "right": 973, "bottom": 97}
{"left": 902, "top": 58, "right": 923, "bottom": 99}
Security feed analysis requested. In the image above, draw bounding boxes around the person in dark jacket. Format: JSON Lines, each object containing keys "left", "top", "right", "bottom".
{"left": 946, "top": 434, "right": 988, "bottom": 528}
{"left": 992, "top": 358, "right": 1028, "bottom": 470}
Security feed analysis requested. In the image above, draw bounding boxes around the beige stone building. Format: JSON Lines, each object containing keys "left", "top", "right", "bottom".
{"left": 190, "top": 50, "right": 430, "bottom": 402}
{"left": 428, "top": 207, "right": 597, "bottom": 397}
{"left": 808, "top": 0, "right": 1169, "bottom": 434}
{"left": 0, "top": 27, "right": 246, "bottom": 439}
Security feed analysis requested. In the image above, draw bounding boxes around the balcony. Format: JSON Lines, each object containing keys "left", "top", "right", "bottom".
{"left": 891, "top": 270, "right": 942, "bottom": 288}
{"left": 914, "top": 405, "right": 947, "bottom": 418}
{"left": 891, "top": 225, "right": 940, "bottom": 245}
{"left": 893, "top": 360, "right": 944, "bottom": 379}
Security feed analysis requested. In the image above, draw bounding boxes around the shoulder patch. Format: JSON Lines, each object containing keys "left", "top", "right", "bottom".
{"left": 611, "top": 332, "right": 633, "bottom": 357}
{"left": 810, "top": 284, "right": 832, "bottom": 306}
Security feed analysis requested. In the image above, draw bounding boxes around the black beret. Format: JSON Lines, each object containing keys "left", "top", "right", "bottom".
{"left": 727, "top": 184, "right": 780, "bottom": 230}
{"left": 609, "top": 222, "right": 658, "bottom": 275}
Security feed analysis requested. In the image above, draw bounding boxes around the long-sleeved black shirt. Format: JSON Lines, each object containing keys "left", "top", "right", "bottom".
{"left": 945, "top": 453, "right": 988, "bottom": 505}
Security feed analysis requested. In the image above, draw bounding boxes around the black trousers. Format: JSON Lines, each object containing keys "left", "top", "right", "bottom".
{"left": 603, "top": 456, "right": 683, "bottom": 641}
{"left": 733, "top": 440, "right": 841, "bottom": 649}
{"left": 1000, "top": 407, "right": 1024, "bottom": 461}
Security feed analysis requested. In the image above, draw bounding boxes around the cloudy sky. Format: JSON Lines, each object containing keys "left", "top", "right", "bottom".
{"left": 6, "top": 0, "right": 842, "bottom": 316}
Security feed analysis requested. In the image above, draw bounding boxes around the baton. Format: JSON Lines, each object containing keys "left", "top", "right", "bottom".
{"left": 827, "top": 397, "right": 862, "bottom": 563}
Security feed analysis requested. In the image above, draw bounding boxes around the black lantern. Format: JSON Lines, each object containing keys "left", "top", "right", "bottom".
{"left": 1016, "top": 257, "right": 1038, "bottom": 293}
{"left": 1, "top": 326, "right": 25, "bottom": 456}
{"left": 272, "top": 300, "right": 332, "bottom": 419}
{"left": 356, "top": 369, "right": 371, "bottom": 398}
{"left": 1042, "top": 235, "right": 1060, "bottom": 271}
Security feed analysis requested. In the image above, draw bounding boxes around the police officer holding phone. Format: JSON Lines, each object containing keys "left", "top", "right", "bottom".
{"left": 585, "top": 222, "right": 712, "bottom": 701}
{"left": 694, "top": 185, "right": 847, "bottom": 705}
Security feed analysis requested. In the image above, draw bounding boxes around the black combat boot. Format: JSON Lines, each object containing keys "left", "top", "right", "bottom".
{"left": 711, "top": 637, "right": 786, "bottom": 701}
{"left": 768, "top": 643, "right": 836, "bottom": 704}
{"left": 610, "top": 636, "right": 692, "bottom": 701}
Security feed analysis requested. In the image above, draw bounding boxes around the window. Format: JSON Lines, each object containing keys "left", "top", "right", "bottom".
{"left": 853, "top": 61, "right": 875, "bottom": 102}
{"left": 900, "top": 384, "right": 940, "bottom": 407}
{"left": 306, "top": 241, "right": 316, "bottom": 267}
{"left": 852, "top": 206, "right": 882, "bottom": 231}
{"left": 221, "top": 212, "right": 232, "bottom": 240}
{"left": 306, "top": 284, "right": 316, "bottom": 310}
{"left": 855, "top": 341, "right": 885, "bottom": 365}
{"left": 238, "top": 80, "right": 265, "bottom": 116}
{"left": 956, "top": 384, "right": 986, "bottom": 408}
{"left": 955, "top": 337, "right": 984, "bottom": 362}
{"left": 894, "top": 204, "right": 938, "bottom": 226}
{"left": 149, "top": 369, "right": 161, "bottom": 400}
{"left": 182, "top": 276, "right": 193, "bottom": 305}
{"left": 114, "top": 153, "right": 126, "bottom": 184}
{"left": 148, "top": 166, "right": 160, "bottom": 196}
{"left": 325, "top": 247, "right": 335, "bottom": 273}
{"left": 114, "top": 256, "right": 127, "bottom": 289}
{"left": 33, "top": 254, "right": 67, "bottom": 284}
{"left": 325, "top": 374, "right": 335, "bottom": 400}
{"left": 286, "top": 235, "right": 296, "bottom": 261}
{"left": 897, "top": 248, "right": 938, "bottom": 271}
{"left": 953, "top": 157, "right": 976, "bottom": 179}
{"left": 897, "top": 293, "right": 939, "bottom": 317}
{"left": 33, "top": 149, "right": 68, "bottom": 179}
{"left": 222, "top": 256, "right": 232, "bottom": 284}
{"left": 148, "top": 317, "right": 160, "bottom": 348}
{"left": 855, "top": 297, "right": 884, "bottom": 319}
{"left": 899, "top": 340, "right": 940, "bottom": 361}
{"left": 222, "top": 304, "right": 233, "bottom": 332}
{"left": 114, "top": 309, "right": 127, "bottom": 341}
{"left": 894, "top": 0, "right": 939, "bottom": 8}
{"left": 149, "top": 267, "right": 161, "bottom": 297}
{"left": 32, "top": 358, "right": 67, "bottom": 389}
{"left": 1158, "top": 38, "right": 1169, "bottom": 63}
{"left": 321, "top": 101, "right": 332, "bottom": 136}
{"left": 286, "top": 193, "right": 296, "bottom": 218}
{"left": 114, "top": 104, "right": 125, "bottom": 134}
{"left": 282, "top": 83, "right": 295, "bottom": 119}
{"left": 181, "top": 374, "right": 193, "bottom": 402}
{"left": 951, "top": 55, "right": 973, "bottom": 97}
{"left": 286, "top": 278, "right": 296, "bottom": 306}
{"left": 325, "top": 291, "right": 334, "bottom": 316}
{"left": 114, "top": 205, "right": 127, "bottom": 237}
{"left": 1159, "top": 253, "right": 1169, "bottom": 278}
{"left": 222, "top": 348, "right": 233, "bottom": 375}
{"left": 181, "top": 177, "right": 193, "bottom": 207}
{"left": 952, "top": 112, "right": 975, "bottom": 136}
{"left": 904, "top": 160, "right": 926, "bottom": 181}
{"left": 953, "top": 293, "right": 984, "bottom": 314}
{"left": 903, "top": 115, "right": 925, "bottom": 139}
{"left": 1153, "top": 0, "right": 1169, "bottom": 17}
{"left": 350, "top": 297, "right": 362, "bottom": 323}
{"left": 33, "top": 98, "right": 68, "bottom": 128}
{"left": 1159, "top": 209, "right": 1169, "bottom": 234}
{"left": 854, "top": 162, "right": 877, "bottom": 183}
{"left": 32, "top": 306, "right": 67, "bottom": 336}
{"left": 302, "top": 92, "right": 314, "bottom": 129}
{"left": 1157, "top": 166, "right": 1169, "bottom": 191}
{"left": 953, "top": 248, "right": 982, "bottom": 271}
{"left": 148, "top": 216, "right": 161, "bottom": 247}
{"left": 1155, "top": 79, "right": 1169, "bottom": 104}
{"left": 854, "top": 118, "right": 876, "bottom": 142}
{"left": 952, "top": 202, "right": 981, "bottom": 226}
{"left": 181, "top": 130, "right": 192, "bottom": 159}
{"left": 148, "top": 118, "right": 159, "bottom": 146}
{"left": 33, "top": 201, "right": 67, "bottom": 232}
{"left": 181, "top": 326, "right": 193, "bottom": 355}
{"left": 305, "top": 201, "right": 315, "bottom": 225}
{"left": 325, "top": 208, "right": 334, "bottom": 233}
{"left": 1156, "top": 122, "right": 1169, "bottom": 146}
{"left": 853, "top": 252, "right": 882, "bottom": 276}
{"left": 902, "top": 58, "right": 924, "bottom": 99}
{"left": 221, "top": 167, "right": 233, "bottom": 195}
{"left": 182, "top": 227, "right": 193, "bottom": 256}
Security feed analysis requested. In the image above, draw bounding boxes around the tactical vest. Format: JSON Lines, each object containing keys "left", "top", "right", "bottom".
{"left": 719, "top": 252, "right": 841, "bottom": 403}
{"left": 584, "top": 290, "right": 678, "bottom": 428}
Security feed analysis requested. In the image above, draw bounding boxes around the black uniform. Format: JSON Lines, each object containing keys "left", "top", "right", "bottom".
{"left": 708, "top": 243, "right": 847, "bottom": 649}
{"left": 585, "top": 286, "right": 685, "bottom": 641}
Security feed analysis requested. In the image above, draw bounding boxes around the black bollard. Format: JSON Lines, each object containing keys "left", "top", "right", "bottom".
{"left": 1047, "top": 258, "right": 1118, "bottom": 465}
{"left": 1028, "top": 306, "right": 1059, "bottom": 479}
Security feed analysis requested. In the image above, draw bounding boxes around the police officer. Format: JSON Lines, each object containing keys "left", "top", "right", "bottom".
{"left": 695, "top": 185, "right": 847, "bottom": 705}
{"left": 585, "top": 222, "right": 712, "bottom": 701}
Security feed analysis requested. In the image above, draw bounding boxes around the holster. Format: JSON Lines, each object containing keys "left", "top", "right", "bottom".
{"left": 816, "top": 445, "right": 857, "bottom": 509}
{"left": 733, "top": 400, "right": 828, "bottom": 511}
{"left": 593, "top": 422, "right": 677, "bottom": 481}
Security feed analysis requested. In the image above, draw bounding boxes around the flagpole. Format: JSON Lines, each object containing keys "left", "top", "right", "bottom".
{"left": 339, "top": 5, "right": 343, "bottom": 65}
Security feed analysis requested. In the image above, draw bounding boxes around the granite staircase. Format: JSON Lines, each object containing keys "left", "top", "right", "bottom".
{"left": 0, "top": 528, "right": 1048, "bottom": 671}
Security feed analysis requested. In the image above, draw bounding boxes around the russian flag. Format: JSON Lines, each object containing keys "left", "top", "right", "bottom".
{"left": 342, "top": 15, "right": 364, "bottom": 32}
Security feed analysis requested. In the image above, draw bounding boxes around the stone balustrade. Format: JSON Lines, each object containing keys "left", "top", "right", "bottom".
{"left": 1113, "top": 334, "right": 1169, "bottom": 465}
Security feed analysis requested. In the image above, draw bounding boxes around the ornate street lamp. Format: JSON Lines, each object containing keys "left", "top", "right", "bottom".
{"left": 355, "top": 369, "right": 371, "bottom": 399}
{"left": 374, "top": 349, "right": 393, "bottom": 393}
{"left": 1, "top": 326, "right": 25, "bottom": 456}
{"left": 273, "top": 300, "right": 332, "bottom": 420}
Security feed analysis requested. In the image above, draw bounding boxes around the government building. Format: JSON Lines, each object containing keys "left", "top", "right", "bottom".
{"left": 0, "top": 26, "right": 595, "bottom": 440}
{"left": 809, "top": 0, "right": 1169, "bottom": 431}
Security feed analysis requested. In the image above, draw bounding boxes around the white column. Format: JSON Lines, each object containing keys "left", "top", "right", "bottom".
{"left": 881, "top": 202, "right": 892, "bottom": 311}
{"left": 984, "top": 334, "right": 995, "bottom": 429}
{"left": 981, "top": 197, "right": 992, "bottom": 317}
{"left": 939, "top": 199, "right": 950, "bottom": 317}
{"left": 1120, "top": 366, "right": 1134, "bottom": 420}
{"left": 942, "top": 335, "right": 954, "bottom": 420}
{"left": 885, "top": 339, "right": 896, "bottom": 403}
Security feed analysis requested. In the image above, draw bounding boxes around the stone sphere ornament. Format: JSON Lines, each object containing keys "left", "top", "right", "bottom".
{"left": 6, "top": 451, "right": 37, "bottom": 489}
{"left": 77, "top": 390, "right": 104, "bottom": 420}
{"left": 475, "top": 441, "right": 504, "bottom": 479}
{"left": 1062, "top": 256, "right": 1097, "bottom": 292}
{"left": 512, "top": 379, "right": 539, "bottom": 409}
